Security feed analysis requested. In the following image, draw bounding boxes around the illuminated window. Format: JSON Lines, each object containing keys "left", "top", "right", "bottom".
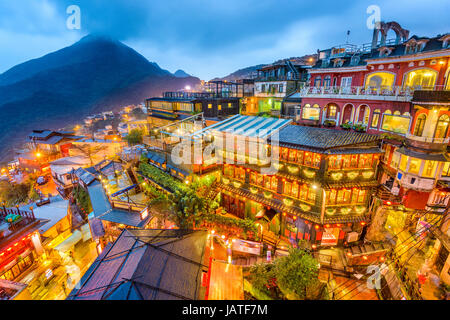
{"left": 264, "top": 176, "right": 271, "bottom": 189}
{"left": 284, "top": 181, "right": 292, "bottom": 195}
{"left": 404, "top": 69, "right": 437, "bottom": 90}
{"left": 342, "top": 155, "right": 351, "bottom": 168}
{"left": 307, "top": 187, "right": 316, "bottom": 202}
{"left": 391, "top": 152, "right": 400, "bottom": 168}
{"left": 291, "top": 182, "right": 299, "bottom": 198}
{"left": 228, "top": 103, "right": 232, "bottom": 108}
{"left": 314, "top": 76, "right": 321, "bottom": 87}
{"left": 271, "top": 176, "right": 278, "bottom": 191}
{"left": 304, "top": 152, "right": 312, "bottom": 166}
{"left": 257, "top": 174, "right": 264, "bottom": 186}
{"left": 288, "top": 149, "right": 296, "bottom": 162}
{"left": 296, "top": 150, "right": 304, "bottom": 164}
{"left": 218, "top": 105, "right": 222, "bottom": 110}
{"left": 250, "top": 172, "right": 257, "bottom": 184}
{"left": 302, "top": 104, "right": 320, "bottom": 120}
{"left": 423, "top": 161, "right": 437, "bottom": 178}
{"left": 413, "top": 114, "right": 427, "bottom": 136}
{"left": 371, "top": 109, "right": 381, "bottom": 128}
{"left": 208, "top": 104, "right": 212, "bottom": 109}
{"left": 365, "top": 72, "right": 395, "bottom": 90}
{"left": 408, "top": 158, "right": 421, "bottom": 175}
{"left": 313, "top": 154, "right": 321, "bottom": 168}
{"left": 434, "top": 114, "right": 450, "bottom": 139}
{"left": 329, "top": 155, "right": 342, "bottom": 169}
{"left": 357, "top": 190, "right": 367, "bottom": 203}
{"left": 327, "top": 104, "right": 337, "bottom": 117}
{"left": 299, "top": 184, "right": 308, "bottom": 200}
{"left": 323, "top": 75, "right": 331, "bottom": 88}
{"left": 358, "top": 154, "right": 373, "bottom": 168}
{"left": 442, "top": 162, "right": 450, "bottom": 177}
{"left": 281, "top": 148, "right": 289, "bottom": 161}
{"left": 399, "top": 155, "right": 408, "bottom": 171}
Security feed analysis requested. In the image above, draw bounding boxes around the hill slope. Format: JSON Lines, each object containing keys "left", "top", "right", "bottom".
{"left": 0, "top": 35, "right": 200, "bottom": 162}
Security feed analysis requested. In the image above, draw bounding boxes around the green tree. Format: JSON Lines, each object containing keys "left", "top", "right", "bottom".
{"left": 274, "top": 248, "right": 320, "bottom": 299}
{"left": 167, "top": 188, "right": 205, "bottom": 229}
{"left": 125, "top": 129, "right": 144, "bottom": 145}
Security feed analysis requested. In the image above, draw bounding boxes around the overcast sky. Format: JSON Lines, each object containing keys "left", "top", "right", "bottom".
{"left": 0, "top": 0, "right": 449, "bottom": 80}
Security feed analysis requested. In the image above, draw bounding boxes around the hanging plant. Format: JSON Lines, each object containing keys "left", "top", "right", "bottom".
{"left": 355, "top": 206, "right": 366, "bottom": 214}
{"left": 249, "top": 187, "right": 258, "bottom": 194}
{"left": 340, "top": 207, "right": 351, "bottom": 215}
{"left": 331, "top": 172, "right": 343, "bottom": 180}
{"left": 347, "top": 171, "right": 359, "bottom": 180}
{"left": 362, "top": 171, "right": 374, "bottom": 179}
{"left": 303, "top": 169, "right": 316, "bottom": 178}
{"left": 300, "top": 204, "right": 311, "bottom": 212}
{"left": 287, "top": 165, "right": 299, "bottom": 174}
{"left": 222, "top": 177, "right": 230, "bottom": 185}
{"left": 283, "top": 198, "right": 294, "bottom": 206}
{"left": 233, "top": 181, "right": 242, "bottom": 188}
{"left": 263, "top": 191, "right": 273, "bottom": 199}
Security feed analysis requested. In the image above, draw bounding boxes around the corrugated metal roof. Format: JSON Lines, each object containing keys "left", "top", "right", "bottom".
{"left": 67, "top": 229, "right": 208, "bottom": 300}
{"left": 209, "top": 115, "right": 292, "bottom": 139}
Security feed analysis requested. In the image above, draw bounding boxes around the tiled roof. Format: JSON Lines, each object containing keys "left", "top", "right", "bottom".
{"left": 274, "top": 125, "right": 381, "bottom": 151}
{"left": 67, "top": 229, "right": 208, "bottom": 300}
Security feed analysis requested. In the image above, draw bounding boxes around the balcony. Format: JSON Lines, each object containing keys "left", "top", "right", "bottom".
{"left": 299, "top": 86, "right": 414, "bottom": 102}
{"left": 412, "top": 88, "right": 450, "bottom": 103}
{"left": 254, "top": 75, "right": 301, "bottom": 82}
{"left": 405, "top": 133, "right": 450, "bottom": 152}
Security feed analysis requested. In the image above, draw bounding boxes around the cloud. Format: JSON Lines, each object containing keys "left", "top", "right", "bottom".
{"left": 0, "top": 0, "right": 449, "bottom": 78}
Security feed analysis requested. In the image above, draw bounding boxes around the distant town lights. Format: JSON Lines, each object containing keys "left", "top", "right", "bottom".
{"left": 185, "top": 85, "right": 191, "bottom": 90}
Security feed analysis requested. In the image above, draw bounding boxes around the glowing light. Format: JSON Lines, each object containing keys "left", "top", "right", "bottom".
{"left": 35, "top": 152, "right": 42, "bottom": 158}
{"left": 185, "top": 85, "right": 191, "bottom": 90}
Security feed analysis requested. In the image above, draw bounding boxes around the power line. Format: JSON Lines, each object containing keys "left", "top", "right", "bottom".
{"left": 337, "top": 212, "right": 448, "bottom": 300}
{"left": 331, "top": 203, "right": 447, "bottom": 296}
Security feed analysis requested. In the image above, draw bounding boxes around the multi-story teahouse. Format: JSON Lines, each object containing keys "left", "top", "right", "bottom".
{"left": 207, "top": 115, "right": 383, "bottom": 247}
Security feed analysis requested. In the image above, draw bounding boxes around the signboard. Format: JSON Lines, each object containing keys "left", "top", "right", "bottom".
{"left": 232, "top": 239, "right": 262, "bottom": 256}
{"left": 140, "top": 208, "right": 149, "bottom": 220}
{"left": 321, "top": 228, "right": 340, "bottom": 246}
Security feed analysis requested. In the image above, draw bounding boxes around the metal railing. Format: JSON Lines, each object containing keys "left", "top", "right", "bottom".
{"left": 299, "top": 85, "right": 449, "bottom": 98}
{"left": 405, "top": 133, "right": 450, "bottom": 144}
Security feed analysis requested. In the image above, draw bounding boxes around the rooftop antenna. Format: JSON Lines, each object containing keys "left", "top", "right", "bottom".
{"left": 346, "top": 30, "right": 351, "bottom": 44}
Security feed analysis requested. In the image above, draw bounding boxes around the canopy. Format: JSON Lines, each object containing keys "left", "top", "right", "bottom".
{"left": 54, "top": 230, "right": 82, "bottom": 253}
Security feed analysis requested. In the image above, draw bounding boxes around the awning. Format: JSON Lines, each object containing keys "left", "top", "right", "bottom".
{"left": 81, "top": 223, "right": 92, "bottom": 241}
{"left": 54, "top": 230, "right": 82, "bottom": 252}
{"left": 111, "top": 184, "right": 137, "bottom": 197}
{"left": 396, "top": 147, "right": 449, "bottom": 162}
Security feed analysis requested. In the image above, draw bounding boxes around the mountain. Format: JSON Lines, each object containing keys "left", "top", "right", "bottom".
{"left": 214, "top": 54, "right": 317, "bottom": 81}
{"left": 213, "top": 64, "right": 266, "bottom": 81}
{"left": 0, "top": 34, "right": 200, "bottom": 162}
{"left": 173, "top": 69, "right": 191, "bottom": 78}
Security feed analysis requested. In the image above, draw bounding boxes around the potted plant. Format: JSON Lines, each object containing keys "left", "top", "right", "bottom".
{"left": 323, "top": 119, "right": 336, "bottom": 127}
{"left": 353, "top": 123, "right": 367, "bottom": 132}
{"left": 341, "top": 121, "right": 352, "bottom": 130}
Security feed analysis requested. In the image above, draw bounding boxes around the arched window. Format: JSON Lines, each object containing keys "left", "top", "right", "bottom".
{"left": 371, "top": 109, "right": 381, "bottom": 128}
{"left": 323, "top": 75, "right": 331, "bottom": 88}
{"left": 365, "top": 72, "right": 395, "bottom": 91}
{"left": 404, "top": 69, "right": 437, "bottom": 90}
{"left": 434, "top": 114, "right": 450, "bottom": 139}
{"left": 314, "top": 76, "right": 322, "bottom": 87}
{"left": 413, "top": 114, "right": 427, "bottom": 137}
